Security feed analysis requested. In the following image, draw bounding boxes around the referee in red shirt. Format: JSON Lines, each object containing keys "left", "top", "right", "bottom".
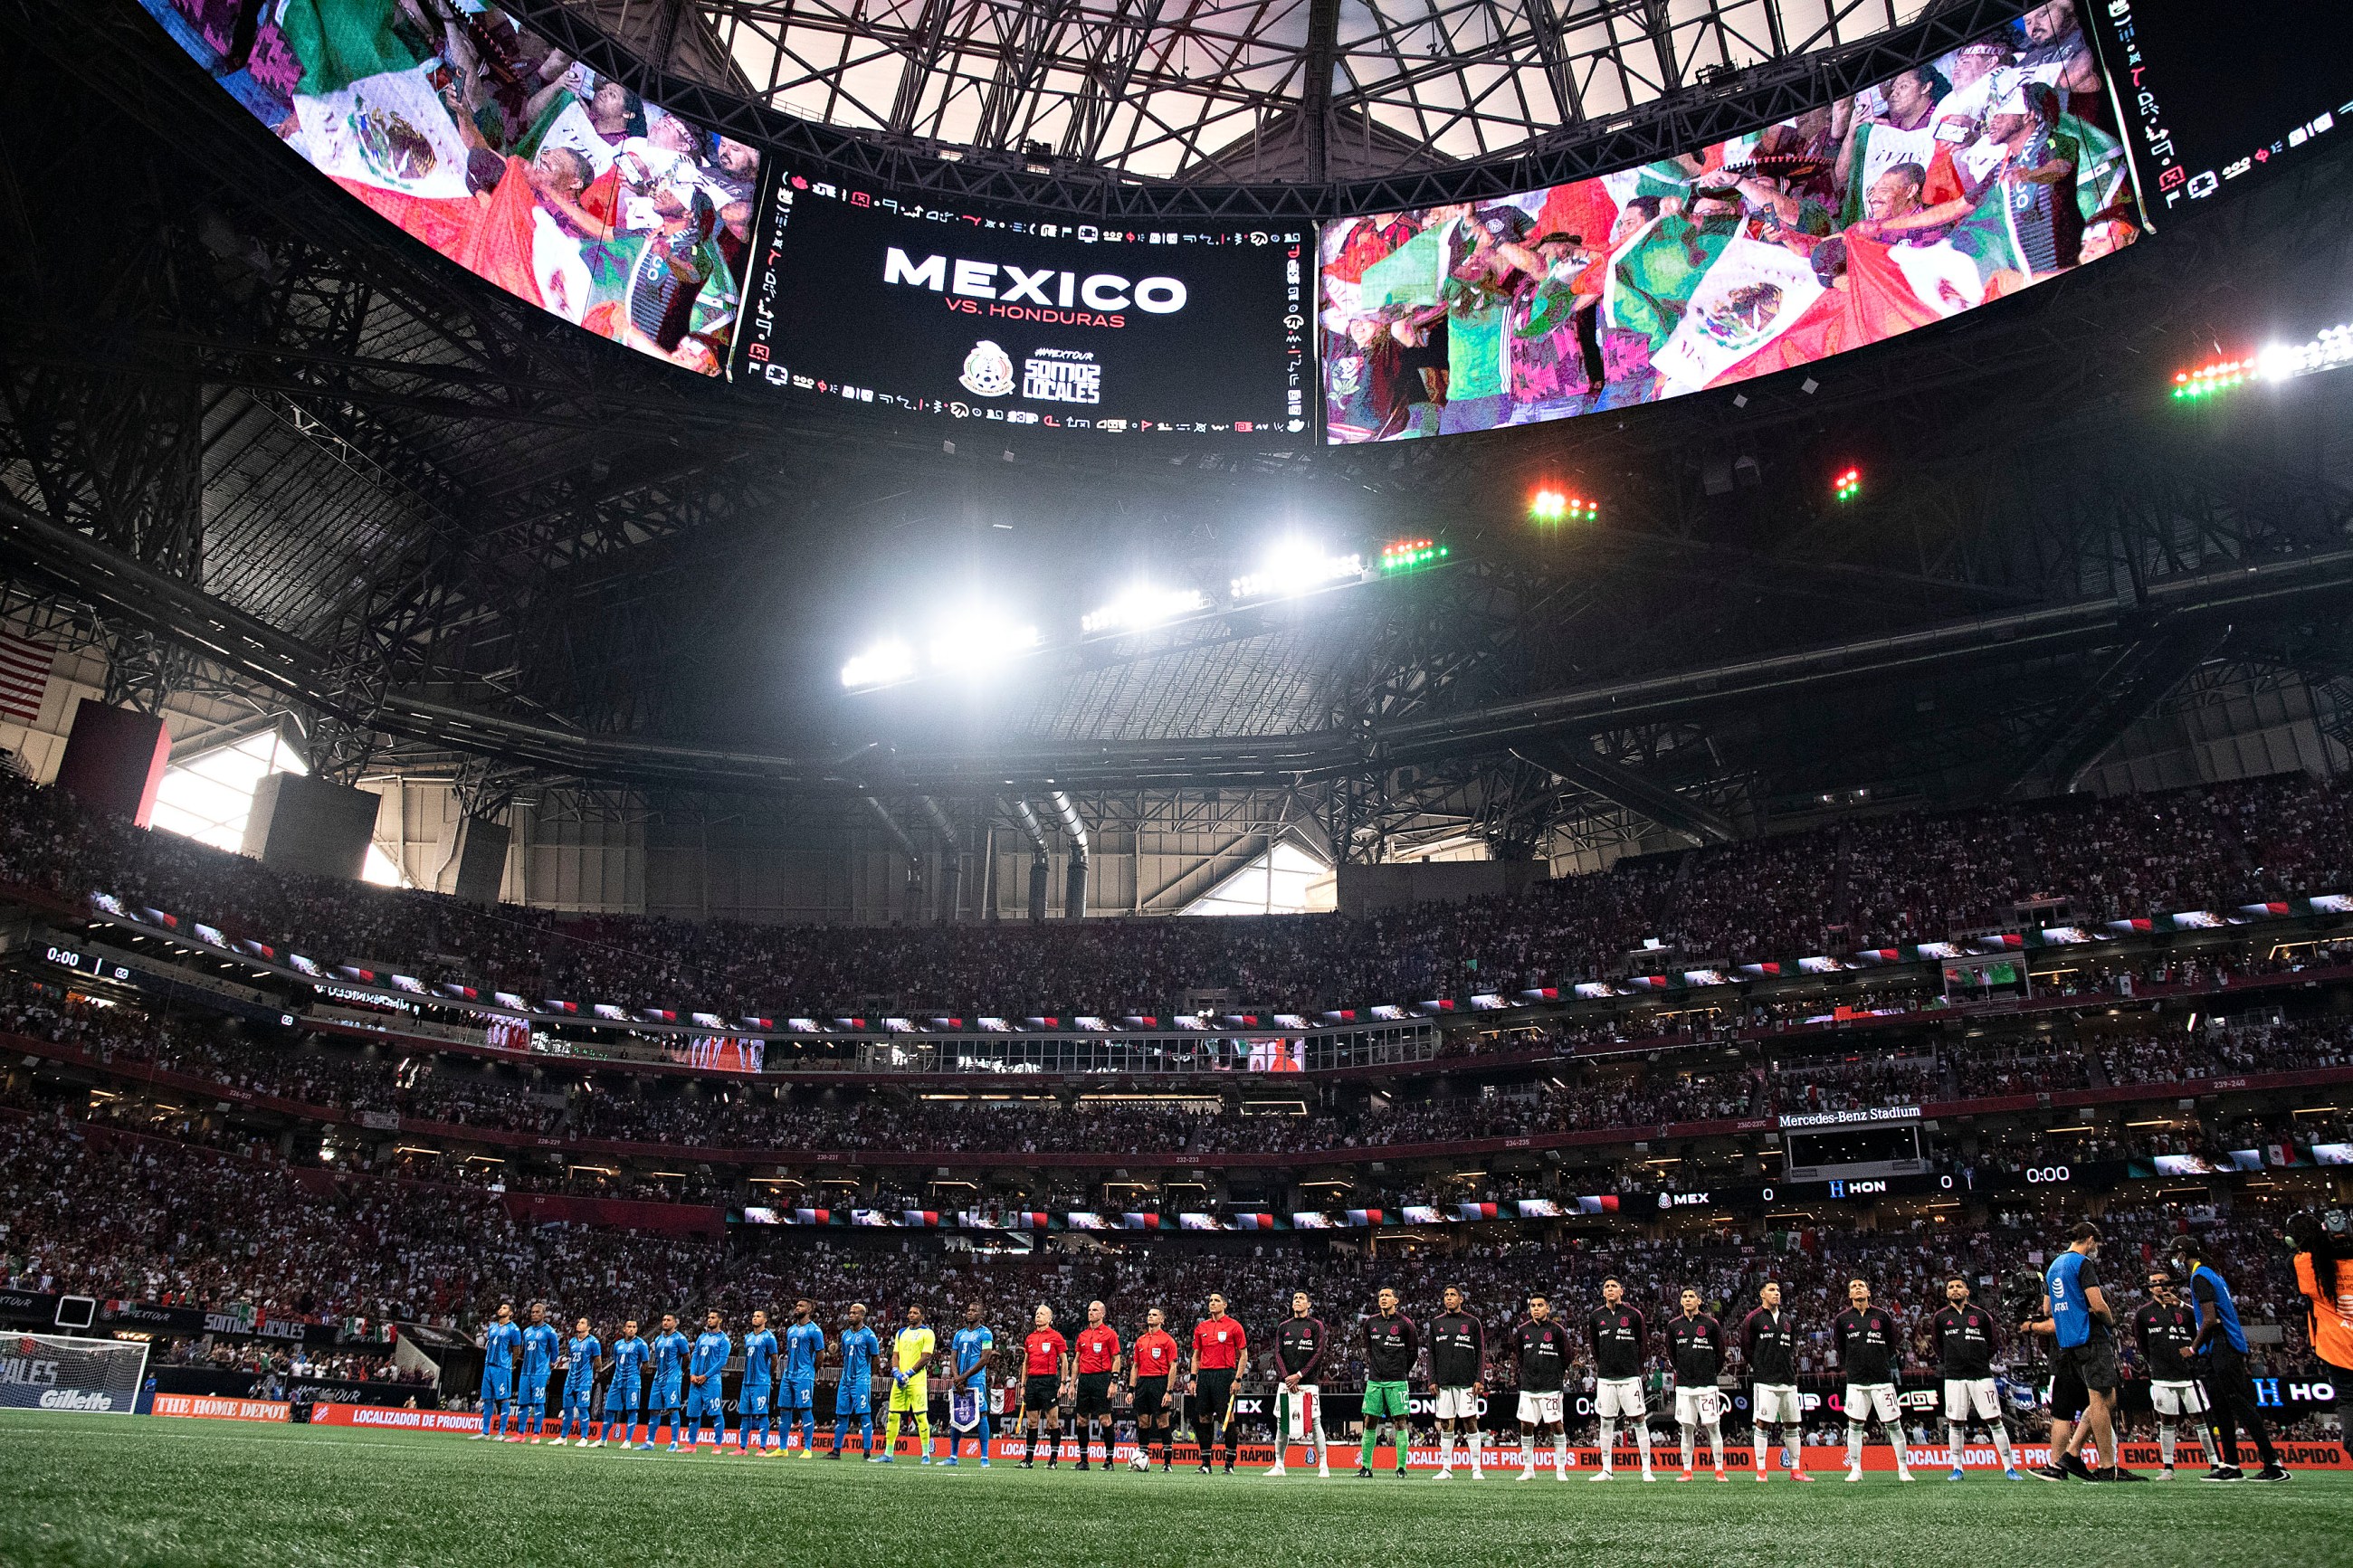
{"left": 1188, "top": 1293, "right": 1247, "bottom": 1474}
{"left": 1016, "top": 1304, "right": 1071, "bottom": 1468}
{"left": 1130, "top": 1307, "right": 1182, "bottom": 1471}
{"left": 1073, "top": 1301, "right": 1122, "bottom": 1472}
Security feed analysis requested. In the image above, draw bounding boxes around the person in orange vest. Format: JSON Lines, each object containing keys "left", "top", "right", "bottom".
{"left": 2285, "top": 1212, "right": 2353, "bottom": 1442}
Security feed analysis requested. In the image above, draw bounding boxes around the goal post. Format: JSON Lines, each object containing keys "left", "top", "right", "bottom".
{"left": 0, "top": 1333, "right": 150, "bottom": 1415}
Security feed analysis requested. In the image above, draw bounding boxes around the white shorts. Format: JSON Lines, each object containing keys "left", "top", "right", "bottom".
{"left": 1752, "top": 1383, "right": 1802, "bottom": 1425}
{"left": 1516, "top": 1389, "right": 1564, "bottom": 1425}
{"left": 1674, "top": 1385, "right": 1722, "bottom": 1426}
{"left": 2150, "top": 1380, "right": 2209, "bottom": 1418}
{"left": 1595, "top": 1377, "right": 1645, "bottom": 1419}
{"left": 1434, "top": 1386, "right": 1480, "bottom": 1421}
{"left": 1943, "top": 1378, "right": 2000, "bottom": 1422}
{"left": 1844, "top": 1383, "right": 1899, "bottom": 1424}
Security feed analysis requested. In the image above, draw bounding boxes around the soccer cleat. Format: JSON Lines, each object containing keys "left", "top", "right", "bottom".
{"left": 1434, "top": 1468, "right": 1452, "bottom": 1481}
{"left": 1897, "top": 1469, "right": 1914, "bottom": 1483}
{"left": 1517, "top": 1468, "right": 1535, "bottom": 1481}
{"left": 1949, "top": 1468, "right": 1966, "bottom": 1481}
{"left": 1755, "top": 1471, "right": 1770, "bottom": 1483}
{"left": 1266, "top": 1464, "right": 1288, "bottom": 1478}
{"left": 1676, "top": 1473, "right": 1692, "bottom": 1484}
{"left": 981, "top": 1459, "right": 992, "bottom": 1468}
{"left": 1019, "top": 1459, "right": 1034, "bottom": 1470}
{"left": 1075, "top": 1460, "right": 1090, "bottom": 1472}
{"left": 827, "top": 1450, "right": 843, "bottom": 1460}
{"left": 1790, "top": 1471, "right": 1814, "bottom": 1483}
{"left": 942, "top": 1457, "right": 958, "bottom": 1468}
{"left": 2250, "top": 1464, "right": 2291, "bottom": 1483}
{"left": 1844, "top": 1468, "right": 1864, "bottom": 1483}
{"left": 1590, "top": 1469, "right": 1612, "bottom": 1482}
{"left": 468, "top": 1433, "right": 485, "bottom": 1441}
{"left": 1197, "top": 1462, "right": 1212, "bottom": 1476}
{"left": 1641, "top": 1470, "right": 1654, "bottom": 1483}
{"left": 2201, "top": 1466, "right": 2243, "bottom": 1482}
{"left": 1318, "top": 1463, "right": 1330, "bottom": 1478}
{"left": 1224, "top": 1462, "right": 1235, "bottom": 1475}
{"left": 1713, "top": 1471, "right": 1729, "bottom": 1484}
{"left": 1356, "top": 1465, "right": 1374, "bottom": 1478}
{"left": 2160, "top": 1467, "right": 2175, "bottom": 1479}
{"left": 1470, "top": 1468, "right": 1482, "bottom": 1481}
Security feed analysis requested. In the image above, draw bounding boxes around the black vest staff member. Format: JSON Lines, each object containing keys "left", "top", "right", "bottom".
{"left": 1739, "top": 1282, "right": 1811, "bottom": 1482}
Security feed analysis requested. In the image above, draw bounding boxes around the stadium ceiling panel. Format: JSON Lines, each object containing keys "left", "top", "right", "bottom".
{"left": 589, "top": 0, "right": 1936, "bottom": 183}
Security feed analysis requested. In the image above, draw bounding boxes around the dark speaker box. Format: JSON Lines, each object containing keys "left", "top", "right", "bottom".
{"left": 441, "top": 815, "right": 510, "bottom": 904}
{"left": 242, "top": 773, "right": 380, "bottom": 881}
{"left": 54, "top": 700, "right": 172, "bottom": 826}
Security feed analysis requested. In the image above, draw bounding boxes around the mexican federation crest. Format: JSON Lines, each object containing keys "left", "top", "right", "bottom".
{"left": 958, "top": 340, "right": 1015, "bottom": 398}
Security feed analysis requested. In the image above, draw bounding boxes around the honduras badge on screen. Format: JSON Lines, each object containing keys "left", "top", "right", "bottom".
{"left": 737, "top": 174, "right": 1310, "bottom": 437}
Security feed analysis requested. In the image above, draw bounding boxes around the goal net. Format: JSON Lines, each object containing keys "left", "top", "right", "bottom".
{"left": 0, "top": 1333, "right": 149, "bottom": 1415}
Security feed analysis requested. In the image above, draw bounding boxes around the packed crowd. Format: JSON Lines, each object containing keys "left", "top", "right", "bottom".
{"left": 9, "top": 970, "right": 2352, "bottom": 1167}
{"left": 2, "top": 770, "right": 2348, "bottom": 1020}
{"left": 2, "top": 1103, "right": 2332, "bottom": 1432}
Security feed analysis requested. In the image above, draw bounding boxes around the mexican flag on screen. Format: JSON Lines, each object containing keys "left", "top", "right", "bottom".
{"left": 1649, "top": 235, "right": 1825, "bottom": 393}
{"left": 1604, "top": 213, "right": 1738, "bottom": 355}
{"left": 1707, "top": 233, "right": 1944, "bottom": 387}
{"left": 1355, "top": 223, "right": 1451, "bottom": 312}
{"left": 290, "top": 62, "right": 473, "bottom": 200}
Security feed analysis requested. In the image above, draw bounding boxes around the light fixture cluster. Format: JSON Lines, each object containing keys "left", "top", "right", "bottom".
{"left": 2172, "top": 323, "right": 2353, "bottom": 401}
{"left": 844, "top": 534, "right": 1438, "bottom": 690}
{"left": 1832, "top": 467, "right": 1862, "bottom": 503}
{"left": 1529, "top": 489, "right": 1598, "bottom": 524}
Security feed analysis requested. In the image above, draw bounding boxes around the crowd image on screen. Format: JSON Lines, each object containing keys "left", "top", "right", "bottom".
{"left": 148, "top": 0, "right": 757, "bottom": 375}
{"left": 1319, "top": 3, "right": 2137, "bottom": 442}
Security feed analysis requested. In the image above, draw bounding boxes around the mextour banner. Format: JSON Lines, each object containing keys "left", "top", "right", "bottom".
{"left": 738, "top": 174, "right": 1310, "bottom": 437}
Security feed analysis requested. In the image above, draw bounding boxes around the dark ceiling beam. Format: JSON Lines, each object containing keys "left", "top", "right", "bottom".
{"left": 485, "top": 0, "right": 2033, "bottom": 218}
{"left": 1512, "top": 737, "right": 1737, "bottom": 846}
{"left": 1994, "top": 622, "right": 2236, "bottom": 800}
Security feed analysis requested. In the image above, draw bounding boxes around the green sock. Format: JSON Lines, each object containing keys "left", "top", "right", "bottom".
{"left": 1360, "top": 1424, "right": 1378, "bottom": 1467}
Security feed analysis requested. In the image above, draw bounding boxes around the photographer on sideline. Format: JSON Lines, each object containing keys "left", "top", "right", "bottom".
{"left": 2022, "top": 1221, "right": 2134, "bottom": 1481}
{"left": 2167, "top": 1235, "right": 2289, "bottom": 1482}
{"left": 2284, "top": 1211, "right": 2353, "bottom": 1440}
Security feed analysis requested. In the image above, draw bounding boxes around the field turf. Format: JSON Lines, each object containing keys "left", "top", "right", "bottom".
{"left": 5, "top": 1413, "right": 2348, "bottom": 1568}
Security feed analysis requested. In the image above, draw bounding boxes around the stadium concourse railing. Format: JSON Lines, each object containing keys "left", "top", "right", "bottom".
{"left": 16, "top": 1028, "right": 2353, "bottom": 1178}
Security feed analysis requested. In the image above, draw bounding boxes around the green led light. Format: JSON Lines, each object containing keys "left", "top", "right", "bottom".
{"left": 1378, "top": 538, "right": 1449, "bottom": 573}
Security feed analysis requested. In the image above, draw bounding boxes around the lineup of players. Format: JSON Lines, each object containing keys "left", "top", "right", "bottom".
{"left": 465, "top": 1239, "right": 2286, "bottom": 1483}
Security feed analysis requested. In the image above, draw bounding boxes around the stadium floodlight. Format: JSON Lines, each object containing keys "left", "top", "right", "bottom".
{"left": 2256, "top": 322, "right": 2353, "bottom": 383}
{"left": 1377, "top": 537, "right": 1450, "bottom": 573}
{"left": 1833, "top": 467, "right": 1862, "bottom": 503}
{"left": 1529, "top": 489, "right": 1598, "bottom": 525}
{"left": 1081, "top": 583, "right": 1210, "bottom": 635}
{"left": 841, "top": 639, "right": 916, "bottom": 689}
{"left": 927, "top": 608, "right": 1040, "bottom": 675}
{"left": 1230, "top": 538, "right": 1364, "bottom": 602}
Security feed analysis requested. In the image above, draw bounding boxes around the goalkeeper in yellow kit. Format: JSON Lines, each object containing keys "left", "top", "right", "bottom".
{"left": 883, "top": 1302, "right": 938, "bottom": 1464}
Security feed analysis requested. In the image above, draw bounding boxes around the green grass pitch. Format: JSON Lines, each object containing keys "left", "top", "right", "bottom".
{"left": 4, "top": 1413, "right": 2348, "bottom": 1568}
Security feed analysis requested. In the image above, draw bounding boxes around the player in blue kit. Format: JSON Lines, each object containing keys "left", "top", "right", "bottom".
{"left": 684, "top": 1309, "right": 732, "bottom": 1452}
{"left": 738, "top": 1309, "right": 780, "bottom": 1454}
{"left": 557, "top": 1317, "right": 602, "bottom": 1445}
{"left": 645, "top": 1312, "right": 690, "bottom": 1450}
{"left": 602, "top": 1319, "right": 648, "bottom": 1447}
{"left": 831, "top": 1302, "right": 881, "bottom": 1460}
{"left": 474, "top": 1301, "right": 521, "bottom": 1440}
{"left": 783, "top": 1298, "right": 824, "bottom": 1455}
{"left": 946, "top": 1298, "right": 996, "bottom": 1468}
{"left": 519, "top": 1301, "right": 561, "bottom": 1442}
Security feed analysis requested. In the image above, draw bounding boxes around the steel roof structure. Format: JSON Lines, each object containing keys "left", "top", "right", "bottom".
{"left": 2, "top": 0, "right": 2351, "bottom": 876}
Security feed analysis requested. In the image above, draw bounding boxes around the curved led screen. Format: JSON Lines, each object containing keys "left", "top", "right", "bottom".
{"left": 1319, "top": 11, "right": 2139, "bottom": 443}
{"left": 737, "top": 176, "right": 1310, "bottom": 436}
{"left": 143, "top": 0, "right": 758, "bottom": 376}
{"left": 2091, "top": 0, "right": 2353, "bottom": 214}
